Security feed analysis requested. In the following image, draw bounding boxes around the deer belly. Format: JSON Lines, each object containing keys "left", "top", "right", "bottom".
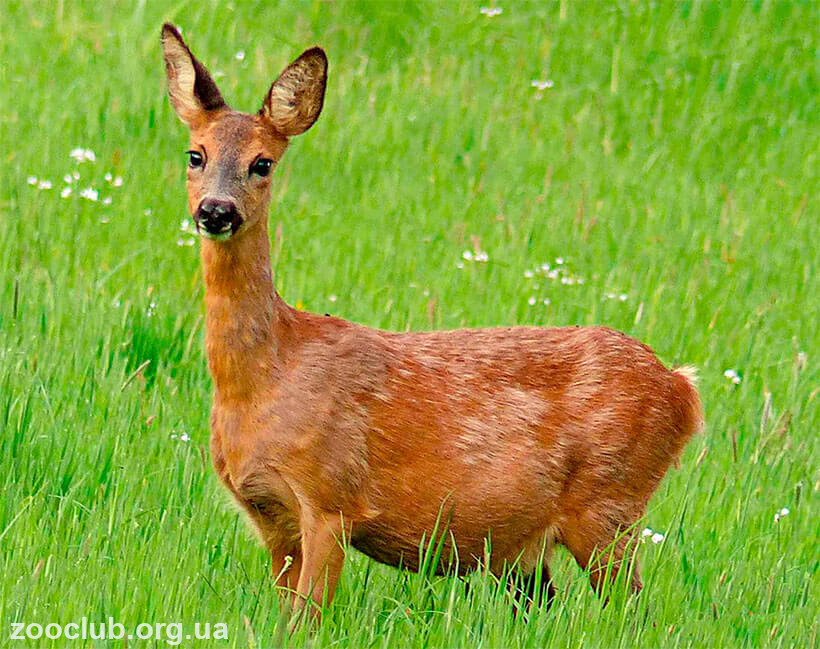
{"left": 351, "top": 472, "right": 557, "bottom": 574}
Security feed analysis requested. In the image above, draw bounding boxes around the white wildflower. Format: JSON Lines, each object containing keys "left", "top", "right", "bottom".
{"left": 146, "top": 301, "right": 157, "bottom": 317}
{"left": 113, "top": 176, "right": 123, "bottom": 187}
{"left": 329, "top": 294, "right": 338, "bottom": 303}
{"left": 63, "top": 173, "right": 74, "bottom": 184}
{"left": 641, "top": 527, "right": 653, "bottom": 538}
{"left": 604, "top": 292, "right": 628, "bottom": 301}
{"left": 528, "top": 297, "right": 537, "bottom": 306}
{"left": 651, "top": 532, "right": 665, "bottom": 544}
{"left": 80, "top": 187, "right": 99, "bottom": 202}
{"left": 179, "top": 218, "right": 197, "bottom": 234}
{"left": 104, "top": 172, "right": 112, "bottom": 182}
{"left": 524, "top": 270, "right": 534, "bottom": 278}
{"left": 555, "top": 257, "right": 564, "bottom": 265}
{"left": 70, "top": 148, "right": 96, "bottom": 163}
{"left": 774, "top": 507, "right": 790, "bottom": 523}
{"left": 530, "top": 79, "right": 554, "bottom": 91}
{"left": 27, "top": 176, "right": 38, "bottom": 185}
{"left": 542, "top": 298, "right": 550, "bottom": 306}
{"left": 235, "top": 50, "right": 245, "bottom": 61}
{"left": 179, "top": 433, "right": 190, "bottom": 442}
{"left": 60, "top": 187, "right": 72, "bottom": 198}
{"left": 460, "top": 248, "right": 488, "bottom": 264}
{"left": 479, "top": 6, "right": 503, "bottom": 17}
{"left": 456, "top": 262, "right": 465, "bottom": 269}
{"left": 723, "top": 369, "right": 741, "bottom": 385}
{"left": 102, "top": 197, "right": 112, "bottom": 206}
{"left": 37, "top": 180, "right": 52, "bottom": 190}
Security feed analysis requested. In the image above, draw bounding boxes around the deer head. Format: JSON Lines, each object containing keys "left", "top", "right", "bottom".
{"left": 161, "top": 24, "right": 327, "bottom": 241}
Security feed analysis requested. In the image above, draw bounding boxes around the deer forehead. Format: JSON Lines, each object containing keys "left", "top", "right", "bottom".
{"left": 193, "top": 111, "right": 288, "bottom": 163}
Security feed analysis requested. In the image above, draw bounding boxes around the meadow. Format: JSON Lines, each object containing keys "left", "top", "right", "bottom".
{"left": 1, "top": 1, "right": 817, "bottom": 647}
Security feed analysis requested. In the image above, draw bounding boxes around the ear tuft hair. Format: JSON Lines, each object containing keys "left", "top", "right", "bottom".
{"left": 161, "top": 23, "right": 226, "bottom": 125}
{"left": 260, "top": 47, "right": 328, "bottom": 137}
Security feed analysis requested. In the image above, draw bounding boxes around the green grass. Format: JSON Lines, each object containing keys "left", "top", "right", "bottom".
{"left": 1, "top": 1, "right": 818, "bottom": 647}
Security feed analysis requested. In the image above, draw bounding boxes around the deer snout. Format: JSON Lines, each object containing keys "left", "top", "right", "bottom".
{"left": 195, "top": 198, "right": 244, "bottom": 240}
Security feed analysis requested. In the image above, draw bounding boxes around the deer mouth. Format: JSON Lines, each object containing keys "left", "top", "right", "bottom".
{"left": 197, "top": 221, "right": 237, "bottom": 241}
{"left": 194, "top": 212, "right": 244, "bottom": 241}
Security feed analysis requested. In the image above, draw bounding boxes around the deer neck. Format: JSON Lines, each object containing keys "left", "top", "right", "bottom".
{"left": 200, "top": 218, "right": 289, "bottom": 403}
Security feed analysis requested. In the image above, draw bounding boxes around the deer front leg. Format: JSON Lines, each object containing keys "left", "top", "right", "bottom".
{"left": 225, "top": 461, "right": 304, "bottom": 608}
{"left": 234, "top": 506, "right": 303, "bottom": 611}
{"left": 263, "top": 527, "right": 302, "bottom": 597}
{"left": 292, "top": 512, "right": 347, "bottom": 622}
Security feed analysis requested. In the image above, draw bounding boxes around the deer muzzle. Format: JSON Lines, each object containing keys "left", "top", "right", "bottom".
{"left": 195, "top": 198, "right": 244, "bottom": 240}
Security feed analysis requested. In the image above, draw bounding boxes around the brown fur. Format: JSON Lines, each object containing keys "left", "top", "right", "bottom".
{"left": 161, "top": 25, "right": 704, "bottom": 619}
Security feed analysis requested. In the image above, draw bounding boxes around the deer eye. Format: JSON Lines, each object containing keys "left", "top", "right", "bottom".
{"left": 187, "top": 150, "right": 204, "bottom": 169}
{"left": 250, "top": 158, "right": 273, "bottom": 177}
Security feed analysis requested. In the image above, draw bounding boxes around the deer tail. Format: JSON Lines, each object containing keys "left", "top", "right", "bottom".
{"left": 672, "top": 365, "right": 705, "bottom": 437}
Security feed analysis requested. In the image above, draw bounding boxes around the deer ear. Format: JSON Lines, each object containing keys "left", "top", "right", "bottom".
{"left": 161, "top": 23, "right": 226, "bottom": 126}
{"left": 260, "top": 47, "right": 327, "bottom": 136}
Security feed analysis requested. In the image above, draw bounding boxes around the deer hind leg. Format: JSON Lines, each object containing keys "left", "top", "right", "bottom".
{"left": 561, "top": 506, "right": 643, "bottom": 598}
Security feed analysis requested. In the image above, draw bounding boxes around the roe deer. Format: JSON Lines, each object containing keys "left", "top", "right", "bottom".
{"left": 161, "top": 24, "right": 703, "bottom": 619}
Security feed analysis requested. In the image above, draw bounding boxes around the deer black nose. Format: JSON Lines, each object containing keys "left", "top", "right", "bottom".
{"left": 194, "top": 198, "right": 243, "bottom": 238}
{"left": 198, "top": 197, "right": 235, "bottom": 216}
